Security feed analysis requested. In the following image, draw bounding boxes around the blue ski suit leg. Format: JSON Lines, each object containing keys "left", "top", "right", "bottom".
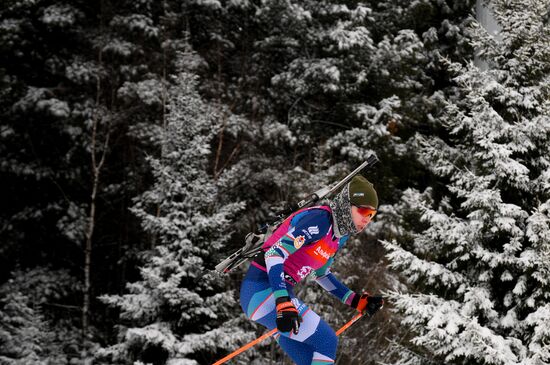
{"left": 240, "top": 265, "right": 337, "bottom": 365}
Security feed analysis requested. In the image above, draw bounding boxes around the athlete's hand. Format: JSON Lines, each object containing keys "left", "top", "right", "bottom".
{"left": 275, "top": 296, "right": 301, "bottom": 334}
{"left": 351, "top": 292, "right": 384, "bottom": 317}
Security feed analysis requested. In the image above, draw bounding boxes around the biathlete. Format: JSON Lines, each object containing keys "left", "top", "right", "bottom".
{"left": 240, "top": 175, "right": 384, "bottom": 365}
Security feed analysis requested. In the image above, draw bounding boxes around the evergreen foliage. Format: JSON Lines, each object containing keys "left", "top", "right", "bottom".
{"left": 384, "top": 1, "right": 550, "bottom": 363}
{"left": 0, "top": 267, "right": 81, "bottom": 364}
{"left": 99, "top": 72, "right": 253, "bottom": 365}
{"left": 2, "top": 0, "right": 548, "bottom": 364}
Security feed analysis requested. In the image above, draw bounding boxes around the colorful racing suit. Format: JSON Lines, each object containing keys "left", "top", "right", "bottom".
{"left": 240, "top": 206, "right": 357, "bottom": 365}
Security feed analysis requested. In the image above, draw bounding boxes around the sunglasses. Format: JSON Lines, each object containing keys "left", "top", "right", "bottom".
{"left": 354, "top": 205, "right": 377, "bottom": 219}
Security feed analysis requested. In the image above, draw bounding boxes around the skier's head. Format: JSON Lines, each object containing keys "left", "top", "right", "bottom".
{"left": 349, "top": 175, "right": 378, "bottom": 232}
{"left": 329, "top": 175, "right": 378, "bottom": 237}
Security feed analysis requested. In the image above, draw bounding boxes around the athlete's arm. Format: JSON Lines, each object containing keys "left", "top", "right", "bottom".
{"left": 264, "top": 233, "right": 300, "bottom": 299}
{"left": 314, "top": 260, "right": 357, "bottom": 306}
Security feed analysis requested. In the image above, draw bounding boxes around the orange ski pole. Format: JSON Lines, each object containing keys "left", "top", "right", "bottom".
{"left": 211, "top": 328, "right": 278, "bottom": 365}
{"left": 211, "top": 311, "right": 365, "bottom": 365}
{"left": 335, "top": 312, "right": 364, "bottom": 336}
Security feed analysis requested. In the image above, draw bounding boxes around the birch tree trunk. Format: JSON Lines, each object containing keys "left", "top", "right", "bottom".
{"left": 82, "top": 1, "right": 109, "bottom": 351}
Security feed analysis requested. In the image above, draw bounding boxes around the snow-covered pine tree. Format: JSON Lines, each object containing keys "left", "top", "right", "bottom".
{"left": 0, "top": 267, "right": 81, "bottom": 364}
{"left": 99, "top": 71, "right": 254, "bottom": 365}
{"left": 0, "top": 289, "right": 55, "bottom": 364}
{"left": 1, "top": 0, "right": 194, "bottom": 357}
{"left": 383, "top": 0, "right": 550, "bottom": 363}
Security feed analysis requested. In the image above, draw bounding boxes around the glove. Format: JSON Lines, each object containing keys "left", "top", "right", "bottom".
{"left": 351, "top": 292, "right": 384, "bottom": 317}
{"left": 275, "top": 296, "right": 301, "bottom": 334}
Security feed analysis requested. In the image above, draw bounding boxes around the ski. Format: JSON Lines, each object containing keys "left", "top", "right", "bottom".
{"left": 214, "top": 155, "right": 379, "bottom": 274}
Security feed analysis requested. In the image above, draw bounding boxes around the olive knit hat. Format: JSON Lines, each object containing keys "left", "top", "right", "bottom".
{"left": 349, "top": 175, "right": 378, "bottom": 209}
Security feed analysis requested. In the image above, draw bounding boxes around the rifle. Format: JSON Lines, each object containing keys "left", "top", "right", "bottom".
{"left": 214, "top": 155, "right": 379, "bottom": 274}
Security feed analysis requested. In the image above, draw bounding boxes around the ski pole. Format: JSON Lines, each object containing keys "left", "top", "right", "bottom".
{"left": 335, "top": 312, "right": 364, "bottom": 336}
{"left": 211, "top": 328, "right": 278, "bottom": 365}
{"left": 211, "top": 311, "right": 366, "bottom": 365}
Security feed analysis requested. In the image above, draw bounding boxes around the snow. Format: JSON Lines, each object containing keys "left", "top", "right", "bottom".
{"left": 385, "top": 1, "right": 550, "bottom": 362}
{"left": 117, "top": 79, "right": 164, "bottom": 106}
{"left": 40, "top": 4, "right": 81, "bottom": 27}
{"left": 102, "top": 39, "right": 137, "bottom": 58}
{"left": 3, "top": 0, "right": 550, "bottom": 364}
{"left": 330, "top": 23, "right": 373, "bottom": 51}
{"left": 110, "top": 14, "right": 159, "bottom": 39}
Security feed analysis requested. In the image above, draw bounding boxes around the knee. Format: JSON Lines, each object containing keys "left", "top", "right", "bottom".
{"left": 327, "top": 328, "right": 338, "bottom": 351}
{"left": 316, "top": 322, "right": 338, "bottom": 358}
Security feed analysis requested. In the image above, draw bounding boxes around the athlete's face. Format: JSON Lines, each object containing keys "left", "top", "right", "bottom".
{"left": 351, "top": 205, "right": 377, "bottom": 232}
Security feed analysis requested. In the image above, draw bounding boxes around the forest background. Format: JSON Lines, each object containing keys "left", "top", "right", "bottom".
{"left": 1, "top": 0, "right": 549, "bottom": 364}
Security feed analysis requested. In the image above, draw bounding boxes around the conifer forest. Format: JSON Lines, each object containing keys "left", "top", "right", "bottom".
{"left": 1, "top": 0, "right": 550, "bottom": 364}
